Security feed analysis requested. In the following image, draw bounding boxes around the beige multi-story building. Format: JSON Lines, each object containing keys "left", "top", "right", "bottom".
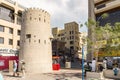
{"left": 89, "top": 0, "right": 120, "bottom": 26}
{"left": 94, "top": 0, "right": 120, "bottom": 26}
{"left": 0, "top": 0, "right": 24, "bottom": 56}
{"left": 52, "top": 22, "right": 80, "bottom": 58}
{"left": 88, "top": 0, "right": 120, "bottom": 61}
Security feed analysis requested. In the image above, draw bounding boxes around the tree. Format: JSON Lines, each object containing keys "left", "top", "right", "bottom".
{"left": 83, "top": 15, "right": 120, "bottom": 62}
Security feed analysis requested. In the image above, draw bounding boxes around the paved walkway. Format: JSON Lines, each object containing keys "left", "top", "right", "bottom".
{"left": 3, "top": 69, "right": 82, "bottom": 80}
{"left": 2, "top": 69, "right": 118, "bottom": 80}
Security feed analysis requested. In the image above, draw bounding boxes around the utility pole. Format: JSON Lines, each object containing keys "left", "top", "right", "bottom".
{"left": 82, "top": 44, "right": 84, "bottom": 80}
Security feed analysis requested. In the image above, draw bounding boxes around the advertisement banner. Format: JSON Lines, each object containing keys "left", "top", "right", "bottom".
{"left": 0, "top": 56, "right": 18, "bottom": 70}
{"left": 94, "top": 50, "right": 120, "bottom": 57}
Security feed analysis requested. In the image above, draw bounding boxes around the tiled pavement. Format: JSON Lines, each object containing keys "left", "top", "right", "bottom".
{"left": 3, "top": 69, "right": 82, "bottom": 80}
{"left": 2, "top": 69, "right": 116, "bottom": 80}
{"left": 4, "top": 76, "right": 21, "bottom": 80}
{"left": 3, "top": 72, "right": 22, "bottom": 80}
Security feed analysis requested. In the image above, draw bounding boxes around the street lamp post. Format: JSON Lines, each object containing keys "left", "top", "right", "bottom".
{"left": 82, "top": 44, "right": 84, "bottom": 80}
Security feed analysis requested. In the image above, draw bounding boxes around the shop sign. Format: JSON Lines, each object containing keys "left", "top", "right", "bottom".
{"left": 0, "top": 48, "right": 18, "bottom": 54}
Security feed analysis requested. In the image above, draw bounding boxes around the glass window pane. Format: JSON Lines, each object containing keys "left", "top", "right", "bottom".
{"left": 9, "top": 28, "right": 13, "bottom": 34}
{"left": 17, "top": 30, "right": 21, "bottom": 35}
{"left": 0, "top": 25, "right": 4, "bottom": 32}
{"left": 17, "top": 40, "right": 20, "bottom": 46}
{"left": 0, "top": 37, "right": 4, "bottom": 44}
{"left": 0, "top": 6, "right": 14, "bottom": 22}
{"left": 9, "top": 39, "right": 13, "bottom": 45}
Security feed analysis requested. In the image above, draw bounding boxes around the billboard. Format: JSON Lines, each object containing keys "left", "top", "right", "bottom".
{"left": 94, "top": 50, "right": 120, "bottom": 57}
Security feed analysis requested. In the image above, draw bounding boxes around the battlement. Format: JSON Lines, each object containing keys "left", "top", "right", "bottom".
{"left": 22, "top": 8, "right": 50, "bottom": 24}
{"left": 24, "top": 8, "right": 50, "bottom": 16}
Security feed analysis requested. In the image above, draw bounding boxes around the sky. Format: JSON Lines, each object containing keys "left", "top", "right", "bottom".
{"left": 13, "top": 0, "right": 88, "bottom": 32}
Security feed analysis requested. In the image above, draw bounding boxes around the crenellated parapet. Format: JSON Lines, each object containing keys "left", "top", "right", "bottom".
{"left": 22, "top": 8, "right": 50, "bottom": 24}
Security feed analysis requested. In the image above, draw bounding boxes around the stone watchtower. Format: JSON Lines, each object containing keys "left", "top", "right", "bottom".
{"left": 20, "top": 8, "right": 52, "bottom": 73}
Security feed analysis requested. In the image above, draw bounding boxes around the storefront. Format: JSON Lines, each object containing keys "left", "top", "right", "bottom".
{"left": 0, "top": 48, "right": 19, "bottom": 70}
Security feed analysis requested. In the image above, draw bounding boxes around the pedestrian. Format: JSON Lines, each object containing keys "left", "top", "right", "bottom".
{"left": 113, "top": 65, "right": 119, "bottom": 76}
{"left": 91, "top": 58, "right": 96, "bottom": 72}
{"left": 103, "top": 58, "right": 107, "bottom": 69}
{"left": 21, "top": 61, "right": 25, "bottom": 77}
{"left": 13, "top": 60, "right": 19, "bottom": 77}
{"left": 107, "top": 60, "right": 113, "bottom": 69}
{"left": 0, "top": 71, "right": 4, "bottom": 80}
{"left": 84, "top": 62, "right": 92, "bottom": 75}
{"left": 98, "top": 64, "right": 104, "bottom": 72}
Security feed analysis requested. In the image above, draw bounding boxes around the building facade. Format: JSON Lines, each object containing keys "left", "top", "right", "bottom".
{"left": 0, "top": 0, "right": 24, "bottom": 56}
{"left": 52, "top": 39, "right": 66, "bottom": 56}
{"left": 88, "top": 0, "right": 120, "bottom": 61}
{"left": 95, "top": 0, "right": 120, "bottom": 26}
{"left": 52, "top": 22, "right": 80, "bottom": 59}
{"left": 89, "top": 0, "right": 120, "bottom": 25}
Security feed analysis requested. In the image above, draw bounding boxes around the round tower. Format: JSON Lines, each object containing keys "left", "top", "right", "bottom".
{"left": 20, "top": 8, "right": 52, "bottom": 73}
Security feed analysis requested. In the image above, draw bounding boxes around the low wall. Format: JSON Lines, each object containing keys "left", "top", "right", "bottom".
{"left": 103, "top": 70, "right": 120, "bottom": 79}
{"left": 86, "top": 72, "right": 104, "bottom": 79}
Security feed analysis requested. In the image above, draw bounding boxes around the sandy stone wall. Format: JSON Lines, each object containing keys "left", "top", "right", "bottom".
{"left": 20, "top": 8, "right": 52, "bottom": 73}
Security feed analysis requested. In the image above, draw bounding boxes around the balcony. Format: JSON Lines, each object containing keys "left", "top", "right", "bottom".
{"left": 95, "top": 0, "right": 120, "bottom": 14}
{"left": 4, "top": 0, "right": 15, "bottom": 5}
{"left": 94, "top": 0, "right": 104, "bottom": 4}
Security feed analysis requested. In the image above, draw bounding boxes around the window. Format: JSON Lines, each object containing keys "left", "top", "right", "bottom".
{"left": 26, "top": 34, "right": 31, "bottom": 38}
{"left": 61, "top": 37, "right": 65, "bottom": 40}
{"left": 96, "top": 4, "right": 106, "bottom": 9}
{"left": 58, "top": 34, "right": 60, "bottom": 36}
{"left": 69, "top": 31, "right": 71, "bottom": 34}
{"left": 70, "top": 36, "right": 71, "bottom": 40}
{"left": 0, "top": 37, "right": 4, "bottom": 44}
{"left": 72, "top": 31, "right": 74, "bottom": 34}
{"left": 0, "top": 6, "right": 14, "bottom": 22}
{"left": 44, "top": 19, "right": 46, "bottom": 22}
{"left": 17, "top": 40, "right": 20, "bottom": 46}
{"left": 17, "top": 30, "right": 21, "bottom": 35}
{"left": 70, "top": 46, "right": 74, "bottom": 50}
{"left": 39, "top": 39, "right": 40, "bottom": 43}
{"left": 0, "top": 25, "right": 4, "bottom": 32}
{"left": 30, "top": 17, "right": 32, "bottom": 20}
{"left": 72, "top": 36, "right": 74, "bottom": 39}
{"left": 9, "top": 28, "right": 13, "bottom": 34}
{"left": 70, "top": 41, "right": 74, "bottom": 44}
{"left": 9, "top": 39, "right": 13, "bottom": 45}
{"left": 96, "top": 10, "right": 120, "bottom": 26}
{"left": 44, "top": 40, "right": 46, "bottom": 44}
{"left": 17, "top": 12, "right": 22, "bottom": 25}
{"left": 39, "top": 18, "right": 41, "bottom": 21}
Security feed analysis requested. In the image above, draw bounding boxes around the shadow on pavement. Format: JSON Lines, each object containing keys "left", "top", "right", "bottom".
{"left": 44, "top": 72, "right": 82, "bottom": 79}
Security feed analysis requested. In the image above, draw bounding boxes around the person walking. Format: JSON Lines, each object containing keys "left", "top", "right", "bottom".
{"left": 13, "top": 60, "right": 19, "bottom": 76}
{"left": 113, "top": 65, "right": 119, "bottom": 76}
{"left": 21, "top": 61, "right": 25, "bottom": 78}
{"left": 91, "top": 58, "right": 96, "bottom": 72}
{"left": 84, "top": 62, "right": 92, "bottom": 75}
{"left": 98, "top": 64, "right": 104, "bottom": 72}
{"left": 103, "top": 58, "right": 107, "bottom": 69}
